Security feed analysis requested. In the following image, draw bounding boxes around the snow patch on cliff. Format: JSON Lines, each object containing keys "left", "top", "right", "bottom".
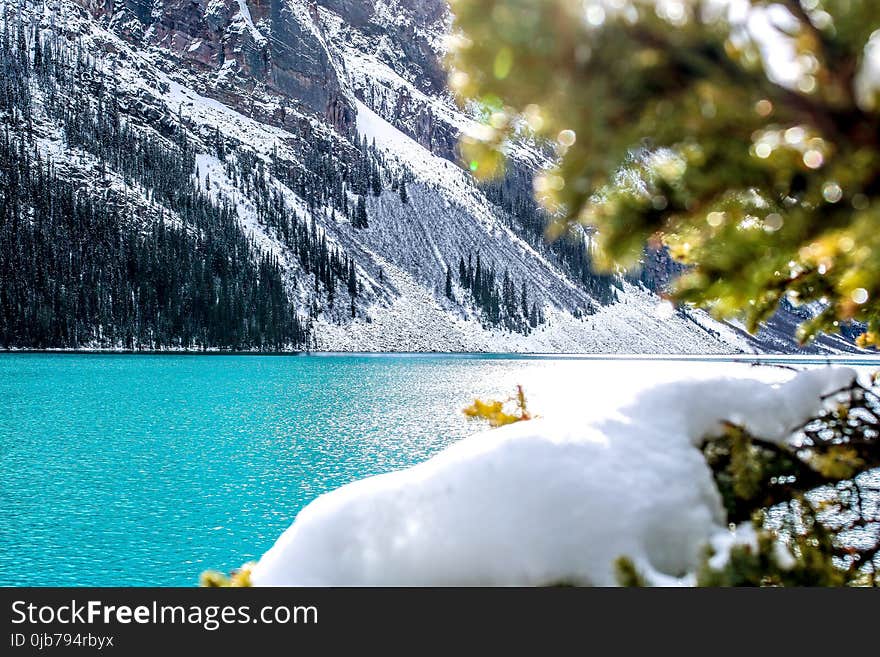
{"left": 231, "top": 1, "right": 268, "bottom": 46}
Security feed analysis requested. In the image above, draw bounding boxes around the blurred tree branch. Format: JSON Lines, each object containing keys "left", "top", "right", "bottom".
{"left": 448, "top": 0, "right": 880, "bottom": 344}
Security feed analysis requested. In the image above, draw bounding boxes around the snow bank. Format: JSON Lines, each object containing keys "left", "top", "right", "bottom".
{"left": 251, "top": 366, "right": 855, "bottom": 586}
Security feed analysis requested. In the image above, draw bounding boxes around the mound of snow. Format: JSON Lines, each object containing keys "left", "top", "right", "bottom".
{"left": 251, "top": 366, "right": 855, "bottom": 586}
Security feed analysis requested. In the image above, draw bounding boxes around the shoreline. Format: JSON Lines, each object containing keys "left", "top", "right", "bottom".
{"left": 1, "top": 349, "right": 880, "bottom": 364}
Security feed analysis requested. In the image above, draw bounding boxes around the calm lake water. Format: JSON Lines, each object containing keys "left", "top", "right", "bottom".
{"left": 2, "top": 352, "right": 879, "bottom": 586}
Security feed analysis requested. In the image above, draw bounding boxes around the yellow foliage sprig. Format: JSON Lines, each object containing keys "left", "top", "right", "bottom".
{"left": 199, "top": 562, "right": 255, "bottom": 587}
{"left": 463, "top": 385, "right": 534, "bottom": 428}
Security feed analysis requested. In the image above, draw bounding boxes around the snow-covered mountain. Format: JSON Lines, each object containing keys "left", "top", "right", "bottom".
{"left": 0, "top": 0, "right": 863, "bottom": 353}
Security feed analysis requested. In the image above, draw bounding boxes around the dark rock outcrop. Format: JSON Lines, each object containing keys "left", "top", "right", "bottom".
{"left": 74, "top": 0, "right": 355, "bottom": 133}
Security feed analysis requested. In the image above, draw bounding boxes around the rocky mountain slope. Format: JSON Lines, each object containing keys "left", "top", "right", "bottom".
{"left": 0, "top": 0, "right": 864, "bottom": 353}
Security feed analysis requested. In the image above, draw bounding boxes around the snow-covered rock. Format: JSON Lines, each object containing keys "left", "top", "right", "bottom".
{"left": 251, "top": 365, "right": 856, "bottom": 586}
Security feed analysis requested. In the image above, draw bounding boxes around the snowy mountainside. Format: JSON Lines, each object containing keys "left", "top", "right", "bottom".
{"left": 0, "top": 0, "right": 856, "bottom": 352}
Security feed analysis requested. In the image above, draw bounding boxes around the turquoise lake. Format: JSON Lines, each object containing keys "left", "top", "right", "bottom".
{"left": 3, "top": 352, "right": 879, "bottom": 586}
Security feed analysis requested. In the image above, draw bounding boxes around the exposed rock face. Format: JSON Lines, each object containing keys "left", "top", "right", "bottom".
{"left": 72, "top": 0, "right": 451, "bottom": 148}
{"left": 391, "top": 87, "right": 458, "bottom": 159}
{"left": 319, "top": 0, "right": 448, "bottom": 92}
{"left": 317, "top": 0, "right": 373, "bottom": 27}
{"left": 309, "top": 0, "right": 455, "bottom": 156}
{"left": 262, "top": 0, "right": 351, "bottom": 129}
{"left": 73, "top": 0, "right": 354, "bottom": 133}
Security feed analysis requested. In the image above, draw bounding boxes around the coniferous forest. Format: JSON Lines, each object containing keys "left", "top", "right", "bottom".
{"left": 454, "top": 251, "right": 546, "bottom": 333}
{"left": 0, "top": 22, "right": 316, "bottom": 350}
{"left": 482, "top": 175, "right": 623, "bottom": 307}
